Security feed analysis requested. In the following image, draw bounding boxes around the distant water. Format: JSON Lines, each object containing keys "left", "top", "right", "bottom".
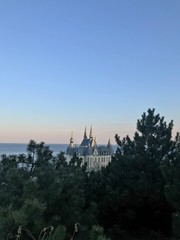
{"left": 0, "top": 143, "right": 68, "bottom": 156}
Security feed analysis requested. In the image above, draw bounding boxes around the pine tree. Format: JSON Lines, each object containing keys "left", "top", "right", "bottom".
{"left": 94, "top": 109, "right": 173, "bottom": 239}
{"left": 162, "top": 132, "right": 180, "bottom": 238}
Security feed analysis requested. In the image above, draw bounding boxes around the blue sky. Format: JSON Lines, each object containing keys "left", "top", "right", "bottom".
{"left": 0, "top": 0, "right": 180, "bottom": 144}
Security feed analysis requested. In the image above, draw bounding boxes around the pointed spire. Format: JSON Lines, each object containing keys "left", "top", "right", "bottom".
{"left": 69, "top": 132, "right": 74, "bottom": 147}
{"left": 84, "top": 126, "right": 87, "bottom": 139}
{"left": 107, "top": 139, "right": 113, "bottom": 154}
{"left": 91, "top": 136, "right": 96, "bottom": 147}
{"left": 95, "top": 137, "right": 97, "bottom": 145}
{"left": 94, "top": 137, "right": 97, "bottom": 147}
{"left": 89, "top": 126, "right": 93, "bottom": 139}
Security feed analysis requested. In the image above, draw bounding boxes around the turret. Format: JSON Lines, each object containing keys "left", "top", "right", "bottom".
{"left": 107, "top": 139, "right": 113, "bottom": 154}
{"left": 69, "top": 132, "right": 74, "bottom": 148}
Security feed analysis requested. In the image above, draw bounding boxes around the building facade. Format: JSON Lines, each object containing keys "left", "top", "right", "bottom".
{"left": 66, "top": 127, "right": 113, "bottom": 171}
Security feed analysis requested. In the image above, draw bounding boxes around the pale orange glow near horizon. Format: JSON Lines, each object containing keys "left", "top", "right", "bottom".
{"left": 0, "top": 123, "right": 135, "bottom": 144}
{"left": 0, "top": 123, "right": 179, "bottom": 145}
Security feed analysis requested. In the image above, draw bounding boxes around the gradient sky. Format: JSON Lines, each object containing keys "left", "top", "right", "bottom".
{"left": 0, "top": 0, "right": 180, "bottom": 144}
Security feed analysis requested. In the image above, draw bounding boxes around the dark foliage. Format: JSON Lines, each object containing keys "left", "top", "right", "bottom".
{"left": 0, "top": 109, "right": 179, "bottom": 240}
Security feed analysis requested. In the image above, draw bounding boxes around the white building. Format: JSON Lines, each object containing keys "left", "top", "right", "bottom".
{"left": 66, "top": 127, "right": 113, "bottom": 171}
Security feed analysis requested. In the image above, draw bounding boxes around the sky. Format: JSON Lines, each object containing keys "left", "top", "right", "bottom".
{"left": 0, "top": 0, "right": 180, "bottom": 144}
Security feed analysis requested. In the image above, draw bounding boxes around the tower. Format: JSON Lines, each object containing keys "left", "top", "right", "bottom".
{"left": 107, "top": 139, "right": 114, "bottom": 154}
{"left": 69, "top": 132, "right": 74, "bottom": 148}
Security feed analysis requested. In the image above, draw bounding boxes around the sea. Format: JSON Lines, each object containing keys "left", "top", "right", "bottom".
{"left": 0, "top": 143, "right": 68, "bottom": 156}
